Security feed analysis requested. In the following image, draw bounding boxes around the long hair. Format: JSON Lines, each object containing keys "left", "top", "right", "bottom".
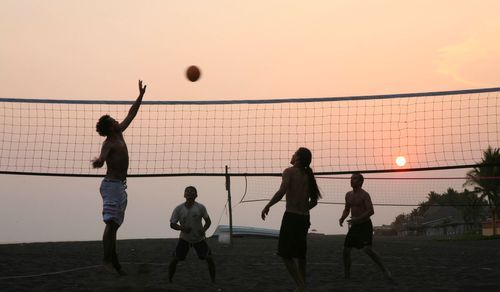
{"left": 296, "top": 147, "right": 322, "bottom": 202}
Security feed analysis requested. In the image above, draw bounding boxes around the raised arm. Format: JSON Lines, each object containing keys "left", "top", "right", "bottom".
{"left": 119, "top": 80, "right": 147, "bottom": 132}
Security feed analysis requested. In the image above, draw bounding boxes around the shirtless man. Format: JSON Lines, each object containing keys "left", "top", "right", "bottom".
{"left": 261, "top": 147, "right": 322, "bottom": 292}
{"left": 92, "top": 80, "right": 146, "bottom": 275}
{"left": 339, "top": 172, "right": 392, "bottom": 281}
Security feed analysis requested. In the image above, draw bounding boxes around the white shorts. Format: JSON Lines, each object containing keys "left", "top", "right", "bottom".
{"left": 100, "top": 178, "right": 128, "bottom": 226}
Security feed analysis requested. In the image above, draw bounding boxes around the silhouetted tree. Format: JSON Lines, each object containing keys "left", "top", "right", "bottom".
{"left": 465, "top": 146, "right": 500, "bottom": 235}
{"left": 392, "top": 188, "right": 487, "bottom": 233}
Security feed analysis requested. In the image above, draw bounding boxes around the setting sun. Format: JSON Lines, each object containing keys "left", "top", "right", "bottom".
{"left": 395, "top": 156, "right": 407, "bottom": 167}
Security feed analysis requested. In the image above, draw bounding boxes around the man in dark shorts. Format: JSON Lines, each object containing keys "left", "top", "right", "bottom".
{"left": 261, "top": 147, "right": 322, "bottom": 292}
{"left": 92, "top": 80, "right": 146, "bottom": 275}
{"left": 168, "top": 186, "right": 215, "bottom": 283}
{"left": 339, "top": 173, "right": 393, "bottom": 281}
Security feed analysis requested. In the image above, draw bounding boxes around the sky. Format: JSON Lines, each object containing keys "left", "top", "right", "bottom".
{"left": 1, "top": 0, "right": 500, "bottom": 243}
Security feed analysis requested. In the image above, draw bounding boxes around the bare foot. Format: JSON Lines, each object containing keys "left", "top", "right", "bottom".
{"left": 103, "top": 261, "right": 118, "bottom": 273}
{"left": 103, "top": 261, "right": 126, "bottom": 276}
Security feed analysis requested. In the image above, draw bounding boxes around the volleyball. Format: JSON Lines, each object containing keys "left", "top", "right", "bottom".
{"left": 186, "top": 65, "right": 201, "bottom": 82}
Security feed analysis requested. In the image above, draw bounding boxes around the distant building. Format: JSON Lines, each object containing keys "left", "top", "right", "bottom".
{"left": 481, "top": 219, "right": 500, "bottom": 236}
{"left": 373, "top": 224, "right": 397, "bottom": 236}
{"left": 397, "top": 206, "right": 479, "bottom": 236}
{"left": 419, "top": 206, "right": 475, "bottom": 236}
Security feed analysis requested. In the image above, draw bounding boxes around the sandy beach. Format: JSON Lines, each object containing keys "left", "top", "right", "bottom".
{"left": 1, "top": 235, "right": 499, "bottom": 291}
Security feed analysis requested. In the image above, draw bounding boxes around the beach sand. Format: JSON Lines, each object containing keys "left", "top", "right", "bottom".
{"left": 1, "top": 235, "right": 499, "bottom": 291}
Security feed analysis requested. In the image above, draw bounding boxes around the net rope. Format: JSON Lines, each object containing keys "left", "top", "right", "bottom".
{"left": 240, "top": 174, "right": 495, "bottom": 206}
{"left": 1, "top": 87, "right": 499, "bottom": 176}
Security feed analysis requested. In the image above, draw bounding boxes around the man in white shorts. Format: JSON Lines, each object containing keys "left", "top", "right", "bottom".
{"left": 92, "top": 80, "right": 146, "bottom": 275}
{"left": 168, "top": 186, "right": 216, "bottom": 283}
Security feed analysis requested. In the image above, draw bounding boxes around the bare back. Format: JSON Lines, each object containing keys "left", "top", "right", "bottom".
{"left": 284, "top": 167, "right": 312, "bottom": 215}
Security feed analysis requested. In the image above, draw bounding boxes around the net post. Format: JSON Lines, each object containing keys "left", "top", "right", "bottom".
{"left": 225, "top": 165, "right": 233, "bottom": 246}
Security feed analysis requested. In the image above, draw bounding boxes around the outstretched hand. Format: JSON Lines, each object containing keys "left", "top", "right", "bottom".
{"left": 138, "top": 80, "right": 147, "bottom": 96}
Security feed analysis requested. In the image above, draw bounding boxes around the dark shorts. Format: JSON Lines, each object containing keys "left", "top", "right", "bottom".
{"left": 344, "top": 219, "right": 373, "bottom": 249}
{"left": 174, "top": 238, "right": 212, "bottom": 261}
{"left": 278, "top": 212, "right": 311, "bottom": 259}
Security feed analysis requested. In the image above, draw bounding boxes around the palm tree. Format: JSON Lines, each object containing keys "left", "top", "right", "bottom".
{"left": 459, "top": 189, "right": 487, "bottom": 227}
{"left": 464, "top": 147, "right": 500, "bottom": 236}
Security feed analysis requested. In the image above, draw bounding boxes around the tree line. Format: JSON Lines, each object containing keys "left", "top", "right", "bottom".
{"left": 391, "top": 147, "right": 500, "bottom": 236}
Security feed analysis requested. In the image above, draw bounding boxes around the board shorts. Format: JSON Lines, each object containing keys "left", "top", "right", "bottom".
{"left": 173, "top": 238, "right": 212, "bottom": 260}
{"left": 344, "top": 219, "right": 373, "bottom": 249}
{"left": 277, "top": 212, "right": 311, "bottom": 259}
{"left": 100, "top": 178, "right": 128, "bottom": 226}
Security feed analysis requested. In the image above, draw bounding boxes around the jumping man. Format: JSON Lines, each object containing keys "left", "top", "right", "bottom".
{"left": 92, "top": 80, "right": 146, "bottom": 275}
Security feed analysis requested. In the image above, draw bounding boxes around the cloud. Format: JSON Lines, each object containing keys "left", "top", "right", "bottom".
{"left": 437, "top": 19, "right": 500, "bottom": 87}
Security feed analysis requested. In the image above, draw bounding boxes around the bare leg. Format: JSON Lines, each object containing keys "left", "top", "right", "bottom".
{"left": 342, "top": 247, "right": 352, "bottom": 279}
{"left": 103, "top": 221, "right": 123, "bottom": 275}
{"left": 206, "top": 256, "right": 216, "bottom": 283}
{"left": 363, "top": 246, "right": 393, "bottom": 281}
{"left": 298, "top": 258, "right": 306, "bottom": 285}
{"left": 168, "top": 258, "right": 179, "bottom": 283}
{"left": 283, "top": 257, "right": 306, "bottom": 291}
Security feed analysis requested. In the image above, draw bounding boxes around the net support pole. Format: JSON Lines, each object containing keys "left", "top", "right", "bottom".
{"left": 225, "top": 165, "right": 233, "bottom": 246}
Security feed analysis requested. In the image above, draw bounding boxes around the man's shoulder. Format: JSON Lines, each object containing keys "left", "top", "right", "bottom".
{"left": 172, "top": 203, "right": 186, "bottom": 212}
{"left": 170, "top": 203, "right": 185, "bottom": 222}
{"left": 346, "top": 189, "right": 370, "bottom": 198}
{"left": 102, "top": 138, "right": 113, "bottom": 145}
{"left": 283, "top": 166, "right": 300, "bottom": 175}
{"left": 103, "top": 137, "right": 122, "bottom": 146}
{"left": 361, "top": 188, "right": 371, "bottom": 196}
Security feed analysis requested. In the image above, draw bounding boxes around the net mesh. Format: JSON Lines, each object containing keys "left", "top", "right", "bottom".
{"left": 240, "top": 173, "right": 483, "bottom": 206}
{"left": 1, "top": 87, "right": 499, "bottom": 176}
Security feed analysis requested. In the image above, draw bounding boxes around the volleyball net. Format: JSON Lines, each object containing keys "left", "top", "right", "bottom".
{"left": 240, "top": 172, "right": 485, "bottom": 206}
{"left": 1, "top": 87, "right": 499, "bottom": 177}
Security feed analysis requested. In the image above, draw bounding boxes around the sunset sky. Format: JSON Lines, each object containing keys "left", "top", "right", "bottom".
{"left": 1, "top": 1, "right": 499, "bottom": 243}
{"left": 2, "top": 1, "right": 499, "bottom": 100}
